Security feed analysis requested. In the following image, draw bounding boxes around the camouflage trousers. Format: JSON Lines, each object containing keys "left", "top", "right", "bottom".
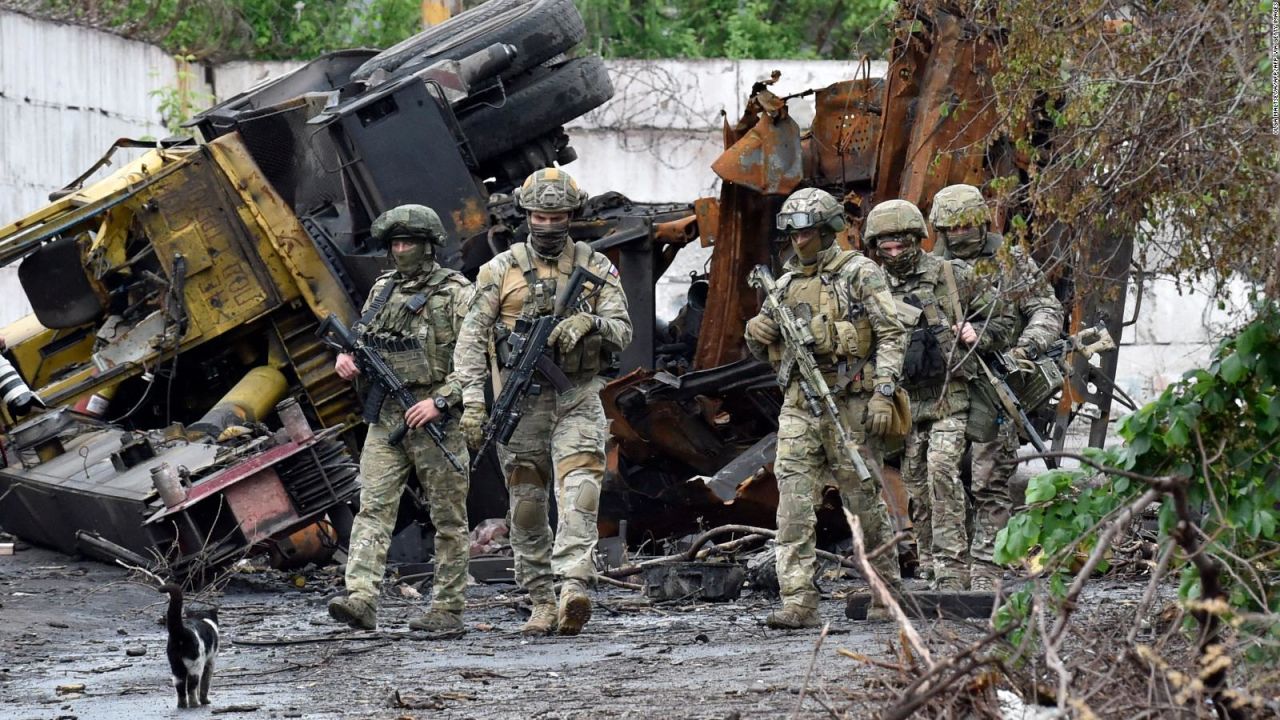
{"left": 774, "top": 384, "right": 901, "bottom": 611}
{"left": 346, "top": 415, "right": 470, "bottom": 612}
{"left": 902, "top": 413, "right": 970, "bottom": 587}
{"left": 497, "top": 375, "right": 606, "bottom": 605}
{"left": 968, "top": 420, "right": 1016, "bottom": 572}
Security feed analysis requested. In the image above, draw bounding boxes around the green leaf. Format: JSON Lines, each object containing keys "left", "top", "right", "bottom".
{"left": 1221, "top": 352, "right": 1247, "bottom": 384}
{"left": 1166, "top": 419, "right": 1189, "bottom": 448}
{"left": 1255, "top": 509, "right": 1276, "bottom": 538}
{"left": 1025, "top": 474, "right": 1058, "bottom": 503}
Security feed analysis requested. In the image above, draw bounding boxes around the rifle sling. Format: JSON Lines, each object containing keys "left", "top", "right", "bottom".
{"left": 358, "top": 278, "right": 398, "bottom": 328}
{"left": 941, "top": 261, "right": 1020, "bottom": 420}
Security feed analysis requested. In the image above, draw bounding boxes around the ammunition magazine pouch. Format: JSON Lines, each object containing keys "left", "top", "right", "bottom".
{"left": 364, "top": 337, "right": 422, "bottom": 352}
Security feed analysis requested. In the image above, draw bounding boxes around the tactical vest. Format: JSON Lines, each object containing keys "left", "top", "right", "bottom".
{"left": 771, "top": 253, "right": 875, "bottom": 390}
{"left": 497, "top": 241, "right": 609, "bottom": 375}
{"left": 358, "top": 268, "right": 463, "bottom": 390}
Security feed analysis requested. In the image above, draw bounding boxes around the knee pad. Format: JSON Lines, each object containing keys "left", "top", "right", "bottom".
{"left": 571, "top": 477, "right": 600, "bottom": 514}
{"left": 512, "top": 499, "right": 545, "bottom": 531}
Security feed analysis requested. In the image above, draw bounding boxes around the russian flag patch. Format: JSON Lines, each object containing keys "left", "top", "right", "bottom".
{"left": 608, "top": 264, "right": 619, "bottom": 278}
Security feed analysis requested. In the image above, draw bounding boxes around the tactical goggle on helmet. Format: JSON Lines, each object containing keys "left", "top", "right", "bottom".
{"left": 775, "top": 187, "right": 846, "bottom": 233}
{"left": 776, "top": 211, "right": 820, "bottom": 231}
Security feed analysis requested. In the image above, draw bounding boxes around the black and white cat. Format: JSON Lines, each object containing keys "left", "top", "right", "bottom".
{"left": 160, "top": 583, "right": 219, "bottom": 709}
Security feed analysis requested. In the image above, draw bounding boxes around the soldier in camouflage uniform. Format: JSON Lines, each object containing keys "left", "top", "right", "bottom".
{"left": 929, "top": 184, "right": 1064, "bottom": 589}
{"left": 865, "top": 200, "right": 1013, "bottom": 591}
{"left": 452, "top": 168, "right": 632, "bottom": 637}
{"left": 328, "top": 205, "right": 474, "bottom": 633}
{"left": 744, "top": 188, "right": 907, "bottom": 628}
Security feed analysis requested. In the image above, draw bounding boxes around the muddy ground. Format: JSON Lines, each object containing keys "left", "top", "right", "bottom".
{"left": 0, "top": 541, "right": 1061, "bottom": 720}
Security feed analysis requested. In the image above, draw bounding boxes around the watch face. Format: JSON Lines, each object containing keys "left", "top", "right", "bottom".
{"left": 434, "top": 397, "right": 448, "bottom": 410}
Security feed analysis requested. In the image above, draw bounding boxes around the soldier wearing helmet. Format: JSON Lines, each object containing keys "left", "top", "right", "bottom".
{"left": 328, "top": 204, "right": 476, "bottom": 634}
{"left": 929, "top": 184, "right": 1064, "bottom": 590}
{"left": 864, "top": 199, "right": 1014, "bottom": 591}
{"left": 451, "top": 167, "right": 632, "bottom": 637}
{"left": 744, "top": 187, "right": 907, "bottom": 628}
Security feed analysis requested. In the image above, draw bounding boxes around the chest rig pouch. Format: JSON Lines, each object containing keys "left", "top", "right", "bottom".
{"left": 772, "top": 260, "right": 874, "bottom": 390}
{"left": 362, "top": 274, "right": 455, "bottom": 393}
{"left": 899, "top": 286, "right": 954, "bottom": 391}
{"left": 501, "top": 242, "right": 608, "bottom": 376}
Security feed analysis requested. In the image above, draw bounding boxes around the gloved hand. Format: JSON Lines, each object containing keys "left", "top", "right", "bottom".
{"left": 547, "top": 313, "right": 596, "bottom": 354}
{"left": 460, "top": 403, "right": 486, "bottom": 449}
{"left": 1009, "top": 346, "right": 1032, "bottom": 362}
{"left": 745, "top": 314, "right": 780, "bottom": 345}
{"left": 866, "top": 390, "right": 895, "bottom": 438}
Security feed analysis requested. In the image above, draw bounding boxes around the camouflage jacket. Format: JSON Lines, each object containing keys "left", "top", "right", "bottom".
{"left": 357, "top": 263, "right": 474, "bottom": 409}
{"left": 936, "top": 232, "right": 1064, "bottom": 355}
{"left": 745, "top": 245, "right": 906, "bottom": 392}
{"left": 453, "top": 241, "right": 632, "bottom": 407}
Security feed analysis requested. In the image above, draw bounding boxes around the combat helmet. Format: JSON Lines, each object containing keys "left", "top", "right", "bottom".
{"left": 516, "top": 167, "right": 587, "bottom": 214}
{"left": 928, "top": 184, "right": 990, "bottom": 229}
{"left": 863, "top": 199, "right": 927, "bottom": 245}
{"left": 776, "top": 187, "right": 848, "bottom": 235}
{"left": 371, "top": 204, "right": 447, "bottom": 245}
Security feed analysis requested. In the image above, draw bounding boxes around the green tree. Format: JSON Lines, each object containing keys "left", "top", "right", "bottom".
{"left": 577, "top": 0, "right": 896, "bottom": 59}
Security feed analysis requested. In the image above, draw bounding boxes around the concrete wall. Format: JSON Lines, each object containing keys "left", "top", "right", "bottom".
{"left": 1, "top": 10, "right": 181, "bottom": 324}
{"left": 0, "top": 13, "right": 1243, "bottom": 408}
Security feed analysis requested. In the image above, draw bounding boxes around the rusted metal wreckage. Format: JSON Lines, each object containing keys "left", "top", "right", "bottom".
{"left": 0, "top": 0, "right": 1128, "bottom": 583}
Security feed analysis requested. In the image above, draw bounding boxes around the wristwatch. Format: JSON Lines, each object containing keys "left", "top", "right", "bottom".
{"left": 433, "top": 396, "right": 449, "bottom": 412}
{"left": 873, "top": 381, "right": 895, "bottom": 398}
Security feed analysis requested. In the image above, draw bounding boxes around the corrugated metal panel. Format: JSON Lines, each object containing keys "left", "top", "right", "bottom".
{"left": 0, "top": 10, "right": 186, "bottom": 326}
{"left": 0, "top": 11, "right": 180, "bottom": 222}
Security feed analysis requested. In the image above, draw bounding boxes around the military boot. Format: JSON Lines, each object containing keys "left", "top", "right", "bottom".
{"left": 557, "top": 581, "right": 593, "bottom": 636}
{"left": 521, "top": 604, "right": 558, "bottom": 636}
{"left": 328, "top": 595, "right": 376, "bottom": 631}
{"left": 408, "top": 609, "right": 464, "bottom": 633}
{"left": 765, "top": 604, "right": 821, "bottom": 629}
{"left": 969, "top": 562, "right": 1001, "bottom": 592}
{"left": 934, "top": 575, "right": 969, "bottom": 592}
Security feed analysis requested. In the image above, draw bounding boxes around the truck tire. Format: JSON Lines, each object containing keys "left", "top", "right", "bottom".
{"left": 457, "top": 55, "right": 613, "bottom": 163}
{"left": 351, "top": 0, "right": 586, "bottom": 85}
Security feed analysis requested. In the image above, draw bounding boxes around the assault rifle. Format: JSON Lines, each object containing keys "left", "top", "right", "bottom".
{"left": 316, "top": 315, "right": 464, "bottom": 473}
{"left": 471, "top": 266, "right": 604, "bottom": 471}
{"left": 748, "top": 265, "right": 873, "bottom": 483}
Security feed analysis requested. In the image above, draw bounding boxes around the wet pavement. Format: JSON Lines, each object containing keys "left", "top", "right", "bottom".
{"left": 1, "top": 546, "right": 920, "bottom": 719}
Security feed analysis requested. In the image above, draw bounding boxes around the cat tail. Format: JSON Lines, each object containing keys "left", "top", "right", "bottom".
{"left": 160, "top": 583, "right": 184, "bottom": 635}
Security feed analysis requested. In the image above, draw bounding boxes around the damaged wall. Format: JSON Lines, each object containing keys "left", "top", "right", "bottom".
{"left": 0, "top": 10, "right": 1242, "bottom": 406}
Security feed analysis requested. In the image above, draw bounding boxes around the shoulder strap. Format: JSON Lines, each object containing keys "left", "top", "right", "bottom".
{"left": 358, "top": 278, "right": 398, "bottom": 327}
{"left": 573, "top": 240, "right": 593, "bottom": 270}
{"left": 940, "top": 261, "right": 964, "bottom": 327}
{"left": 511, "top": 243, "right": 542, "bottom": 289}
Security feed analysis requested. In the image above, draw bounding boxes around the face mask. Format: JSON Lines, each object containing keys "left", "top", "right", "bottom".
{"left": 391, "top": 240, "right": 429, "bottom": 274}
{"left": 880, "top": 243, "right": 920, "bottom": 277}
{"left": 529, "top": 218, "right": 570, "bottom": 258}
{"left": 943, "top": 227, "right": 984, "bottom": 258}
{"left": 791, "top": 229, "right": 830, "bottom": 268}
